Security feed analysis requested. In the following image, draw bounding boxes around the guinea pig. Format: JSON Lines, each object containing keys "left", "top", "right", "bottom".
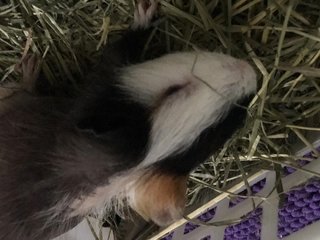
{"left": 0, "top": 0, "right": 257, "bottom": 239}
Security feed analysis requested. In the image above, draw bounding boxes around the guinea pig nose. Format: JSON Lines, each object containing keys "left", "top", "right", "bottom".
{"left": 237, "top": 93, "right": 255, "bottom": 107}
{"left": 224, "top": 59, "right": 253, "bottom": 76}
{"left": 234, "top": 60, "right": 252, "bottom": 75}
{"left": 236, "top": 59, "right": 250, "bottom": 68}
{"left": 233, "top": 59, "right": 257, "bottom": 94}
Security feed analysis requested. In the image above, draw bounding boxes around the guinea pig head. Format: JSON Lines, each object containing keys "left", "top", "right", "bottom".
{"left": 118, "top": 51, "right": 257, "bottom": 226}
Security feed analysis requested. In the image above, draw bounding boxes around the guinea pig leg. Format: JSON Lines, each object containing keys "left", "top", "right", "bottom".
{"left": 0, "top": 55, "right": 39, "bottom": 99}
{"left": 19, "top": 54, "right": 41, "bottom": 93}
{"left": 0, "top": 82, "right": 20, "bottom": 100}
{"left": 101, "top": 0, "right": 158, "bottom": 65}
{"left": 132, "top": 0, "right": 158, "bottom": 30}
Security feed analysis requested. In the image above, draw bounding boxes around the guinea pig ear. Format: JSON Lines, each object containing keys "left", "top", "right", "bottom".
{"left": 76, "top": 111, "right": 110, "bottom": 134}
{"left": 72, "top": 91, "right": 151, "bottom": 137}
{"left": 74, "top": 107, "right": 135, "bottom": 135}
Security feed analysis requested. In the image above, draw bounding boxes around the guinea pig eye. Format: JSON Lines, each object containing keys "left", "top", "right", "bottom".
{"left": 163, "top": 84, "right": 185, "bottom": 97}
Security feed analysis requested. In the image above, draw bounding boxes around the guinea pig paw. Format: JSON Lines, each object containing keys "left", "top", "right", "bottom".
{"left": 20, "top": 54, "right": 41, "bottom": 92}
{"left": 0, "top": 85, "right": 18, "bottom": 100}
{"left": 132, "top": 0, "right": 158, "bottom": 30}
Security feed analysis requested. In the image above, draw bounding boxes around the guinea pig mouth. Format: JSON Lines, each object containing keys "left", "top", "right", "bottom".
{"left": 234, "top": 93, "right": 255, "bottom": 109}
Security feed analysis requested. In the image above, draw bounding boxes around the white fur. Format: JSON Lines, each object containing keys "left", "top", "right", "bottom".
{"left": 120, "top": 51, "right": 257, "bottom": 167}
{"left": 70, "top": 169, "right": 141, "bottom": 218}
{"left": 69, "top": 168, "right": 183, "bottom": 226}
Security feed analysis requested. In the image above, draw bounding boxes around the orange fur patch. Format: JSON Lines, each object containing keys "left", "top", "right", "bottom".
{"left": 131, "top": 172, "right": 187, "bottom": 226}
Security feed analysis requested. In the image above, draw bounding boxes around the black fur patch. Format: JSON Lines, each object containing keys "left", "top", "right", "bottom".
{"left": 0, "top": 87, "right": 150, "bottom": 239}
{"left": 71, "top": 74, "right": 151, "bottom": 172}
{"left": 0, "top": 21, "right": 155, "bottom": 240}
{"left": 155, "top": 95, "right": 254, "bottom": 175}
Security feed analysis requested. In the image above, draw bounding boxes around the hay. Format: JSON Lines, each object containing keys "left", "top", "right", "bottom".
{"left": 1, "top": 0, "right": 320, "bottom": 239}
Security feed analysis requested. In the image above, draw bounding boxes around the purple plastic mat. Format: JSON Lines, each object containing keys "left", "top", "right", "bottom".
{"left": 160, "top": 178, "right": 320, "bottom": 240}
{"left": 184, "top": 207, "right": 216, "bottom": 234}
{"left": 160, "top": 231, "right": 173, "bottom": 240}
{"left": 160, "top": 147, "right": 320, "bottom": 240}
{"left": 278, "top": 178, "right": 320, "bottom": 238}
{"left": 224, "top": 178, "right": 320, "bottom": 239}
{"left": 229, "top": 179, "right": 266, "bottom": 207}
{"left": 201, "top": 236, "right": 211, "bottom": 240}
{"left": 224, "top": 208, "right": 262, "bottom": 240}
{"left": 284, "top": 146, "right": 319, "bottom": 175}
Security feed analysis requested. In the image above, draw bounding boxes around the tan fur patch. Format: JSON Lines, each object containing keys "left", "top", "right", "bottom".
{"left": 69, "top": 169, "right": 188, "bottom": 227}
{"left": 131, "top": 172, "right": 187, "bottom": 226}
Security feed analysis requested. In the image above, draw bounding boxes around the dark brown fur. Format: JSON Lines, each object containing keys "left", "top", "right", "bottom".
{"left": 0, "top": 14, "right": 155, "bottom": 238}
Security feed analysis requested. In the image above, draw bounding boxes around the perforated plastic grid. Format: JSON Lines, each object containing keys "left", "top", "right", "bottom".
{"left": 161, "top": 231, "right": 173, "bottom": 240}
{"left": 159, "top": 147, "right": 320, "bottom": 240}
{"left": 229, "top": 179, "right": 266, "bottom": 207}
{"left": 161, "top": 178, "right": 320, "bottom": 240}
{"left": 184, "top": 208, "right": 216, "bottom": 234}
{"left": 224, "top": 208, "right": 262, "bottom": 240}
{"left": 278, "top": 178, "right": 320, "bottom": 238}
{"left": 284, "top": 150, "right": 318, "bottom": 175}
